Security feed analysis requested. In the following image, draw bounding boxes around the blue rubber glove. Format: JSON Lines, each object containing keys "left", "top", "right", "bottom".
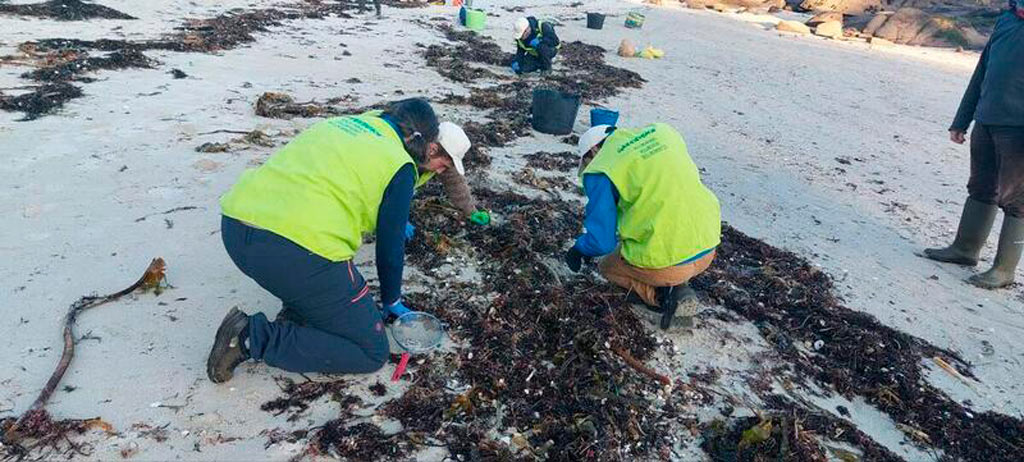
{"left": 387, "top": 300, "right": 412, "bottom": 319}
{"left": 404, "top": 222, "right": 415, "bottom": 241}
{"left": 528, "top": 37, "right": 541, "bottom": 48}
{"left": 510, "top": 61, "right": 520, "bottom": 73}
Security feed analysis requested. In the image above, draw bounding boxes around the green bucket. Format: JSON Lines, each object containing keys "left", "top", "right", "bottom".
{"left": 625, "top": 11, "right": 645, "bottom": 29}
{"left": 465, "top": 9, "right": 486, "bottom": 30}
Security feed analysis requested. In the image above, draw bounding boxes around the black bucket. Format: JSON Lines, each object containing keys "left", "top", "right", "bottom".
{"left": 586, "top": 12, "right": 605, "bottom": 30}
{"left": 531, "top": 89, "right": 580, "bottom": 135}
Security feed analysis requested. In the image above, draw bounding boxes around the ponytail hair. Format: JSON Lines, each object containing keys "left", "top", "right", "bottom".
{"left": 383, "top": 98, "right": 439, "bottom": 163}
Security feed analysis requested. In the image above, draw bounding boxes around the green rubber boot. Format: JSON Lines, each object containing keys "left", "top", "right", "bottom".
{"left": 922, "top": 198, "right": 997, "bottom": 266}
{"left": 968, "top": 215, "right": 1024, "bottom": 289}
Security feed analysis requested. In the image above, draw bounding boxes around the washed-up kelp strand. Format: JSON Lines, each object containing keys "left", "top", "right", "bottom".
{"left": 2, "top": 258, "right": 166, "bottom": 460}
{"left": 0, "top": 0, "right": 135, "bottom": 21}
{"left": 1, "top": 1, "right": 357, "bottom": 120}
{"left": 693, "top": 226, "right": 1024, "bottom": 461}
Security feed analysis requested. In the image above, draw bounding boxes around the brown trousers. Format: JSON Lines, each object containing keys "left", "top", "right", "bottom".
{"left": 968, "top": 124, "right": 1024, "bottom": 218}
{"left": 598, "top": 250, "right": 716, "bottom": 307}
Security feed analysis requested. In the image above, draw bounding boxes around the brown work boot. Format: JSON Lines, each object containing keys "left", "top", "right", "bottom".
{"left": 206, "top": 307, "right": 250, "bottom": 384}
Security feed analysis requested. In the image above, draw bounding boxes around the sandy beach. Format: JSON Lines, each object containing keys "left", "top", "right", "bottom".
{"left": 1, "top": 0, "right": 1021, "bottom": 460}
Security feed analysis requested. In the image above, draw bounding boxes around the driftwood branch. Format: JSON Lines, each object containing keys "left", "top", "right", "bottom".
{"left": 3, "top": 258, "right": 166, "bottom": 444}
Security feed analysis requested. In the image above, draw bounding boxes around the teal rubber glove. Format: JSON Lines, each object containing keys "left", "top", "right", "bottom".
{"left": 388, "top": 300, "right": 412, "bottom": 318}
{"left": 469, "top": 210, "right": 491, "bottom": 226}
{"left": 528, "top": 37, "right": 541, "bottom": 47}
{"left": 384, "top": 300, "right": 412, "bottom": 324}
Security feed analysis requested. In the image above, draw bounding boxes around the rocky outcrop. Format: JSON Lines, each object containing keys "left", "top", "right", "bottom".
{"left": 863, "top": 7, "right": 988, "bottom": 48}
{"left": 807, "top": 11, "right": 843, "bottom": 26}
{"left": 777, "top": 19, "right": 812, "bottom": 34}
{"left": 685, "top": 0, "right": 784, "bottom": 8}
{"left": 798, "top": 0, "right": 881, "bottom": 14}
{"left": 814, "top": 20, "right": 844, "bottom": 38}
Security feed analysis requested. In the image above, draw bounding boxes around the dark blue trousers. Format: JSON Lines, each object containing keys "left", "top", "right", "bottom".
{"left": 221, "top": 216, "right": 389, "bottom": 373}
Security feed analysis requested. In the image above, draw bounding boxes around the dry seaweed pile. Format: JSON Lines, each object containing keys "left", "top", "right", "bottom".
{"left": 0, "top": 83, "right": 83, "bottom": 121}
{"left": 264, "top": 378, "right": 412, "bottom": 460}
{"left": 524, "top": 150, "right": 578, "bottom": 171}
{"left": 693, "top": 226, "right": 1024, "bottom": 461}
{"left": 385, "top": 187, "right": 678, "bottom": 460}
{"left": 700, "top": 399, "right": 901, "bottom": 462}
{"left": 0, "top": 0, "right": 135, "bottom": 20}
{"left": 380, "top": 0, "right": 430, "bottom": 9}
{"left": 0, "top": 410, "right": 111, "bottom": 461}
{"left": 261, "top": 376, "right": 354, "bottom": 422}
{"left": 424, "top": 24, "right": 644, "bottom": 169}
{"left": 513, "top": 166, "right": 578, "bottom": 194}
{"left": 0, "top": 1, "right": 356, "bottom": 120}
{"left": 423, "top": 27, "right": 511, "bottom": 83}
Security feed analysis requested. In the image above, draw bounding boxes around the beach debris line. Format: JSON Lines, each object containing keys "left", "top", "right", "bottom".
{"left": 1, "top": 258, "right": 168, "bottom": 460}
{"left": 0, "top": 0, "right": 136, "bottom": 21}
{"left": 0, "top": 1, "right": 359, "bottom": 120}
{"left": 695, "top": 226, "right": 1024, "bottom": 461}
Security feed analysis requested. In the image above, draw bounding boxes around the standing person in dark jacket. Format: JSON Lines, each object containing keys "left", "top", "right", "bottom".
{"left": 511, "top": 16, "right": 560, "bottom": 74}
{"left": 207, "top": 99, "right": 464, "bottom": 383}
{"left": 922, "top": 3, "right": 1024, "bottom": 289}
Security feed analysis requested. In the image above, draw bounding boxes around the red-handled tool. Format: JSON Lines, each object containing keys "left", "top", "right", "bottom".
{"left": 391, "top": 352, "right": 411, "bottom": 382}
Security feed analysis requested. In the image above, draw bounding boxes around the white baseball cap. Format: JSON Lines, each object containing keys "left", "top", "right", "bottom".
{"left": 577, "top": 125, "right": 613, "bottom": 157}
{"left": 513, "top": 17, "right": 530, "bottom": 38}
{"left": 437, "top": 122, "right": 469, "bottom": 176}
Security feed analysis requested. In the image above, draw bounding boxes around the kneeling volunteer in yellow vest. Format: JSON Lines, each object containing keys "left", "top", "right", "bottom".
{"left": 207, "top": 98, "right": 472, "bottom": 383}
{"left": 564, "top": 124, "right": 721, "bottom": 330}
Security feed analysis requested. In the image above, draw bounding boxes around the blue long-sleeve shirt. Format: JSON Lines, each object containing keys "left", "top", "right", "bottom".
{"left": 375, "top": 116, "right": 414, "bottom": 306}
{"left": 573, "top": 173, "right": 619, "bottom": 257}
{"left": 376, "top": 164, "right": 413, "bottom": 306}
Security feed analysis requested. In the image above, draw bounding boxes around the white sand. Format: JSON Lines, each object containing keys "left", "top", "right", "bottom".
{"left": 1, "top": 0, "right": 1021, "bottom": 460}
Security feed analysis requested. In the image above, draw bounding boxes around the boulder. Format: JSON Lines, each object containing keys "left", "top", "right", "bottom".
{"left": 807, "top": 11, "right": 843, "bottom": 26}
{"left": 814, "top": 20, "right": 843, "bottom": 38}
{"left": 907, "top": 15, "right": 957, "bottom": 46}
{"left": 686, "top": 0, "right": 709, "bottom": 9}
{"left": 861, "top": 8, "right": 987, "bottom": 49}
{"left": 617, "top": 39, "right": 636, "bottom": 57}
{"left": 908, "top": 16, "right": 988, "bottom": 49}
{"left": 777, "top": 19, "right": 812, "bottom": 34}
{"left": 861, "top": 11, "right": 892, "bottom": 36}
{"left": 873, "top": 8, "right": 928, "bottom": 43}
{"left": 844, "top": 12, "right": 877, "bottom": 31}
{"left": 798, "top": 0, "right": 880, "bottom": 14}
{"left": 695, "top": 0, "right": 781, "bottom": 8}
{"left": 712, "top": 2, "right": 730, "bottom": 12}
{"left": 960, "top": 26, "right": 989, "bottom": 49}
